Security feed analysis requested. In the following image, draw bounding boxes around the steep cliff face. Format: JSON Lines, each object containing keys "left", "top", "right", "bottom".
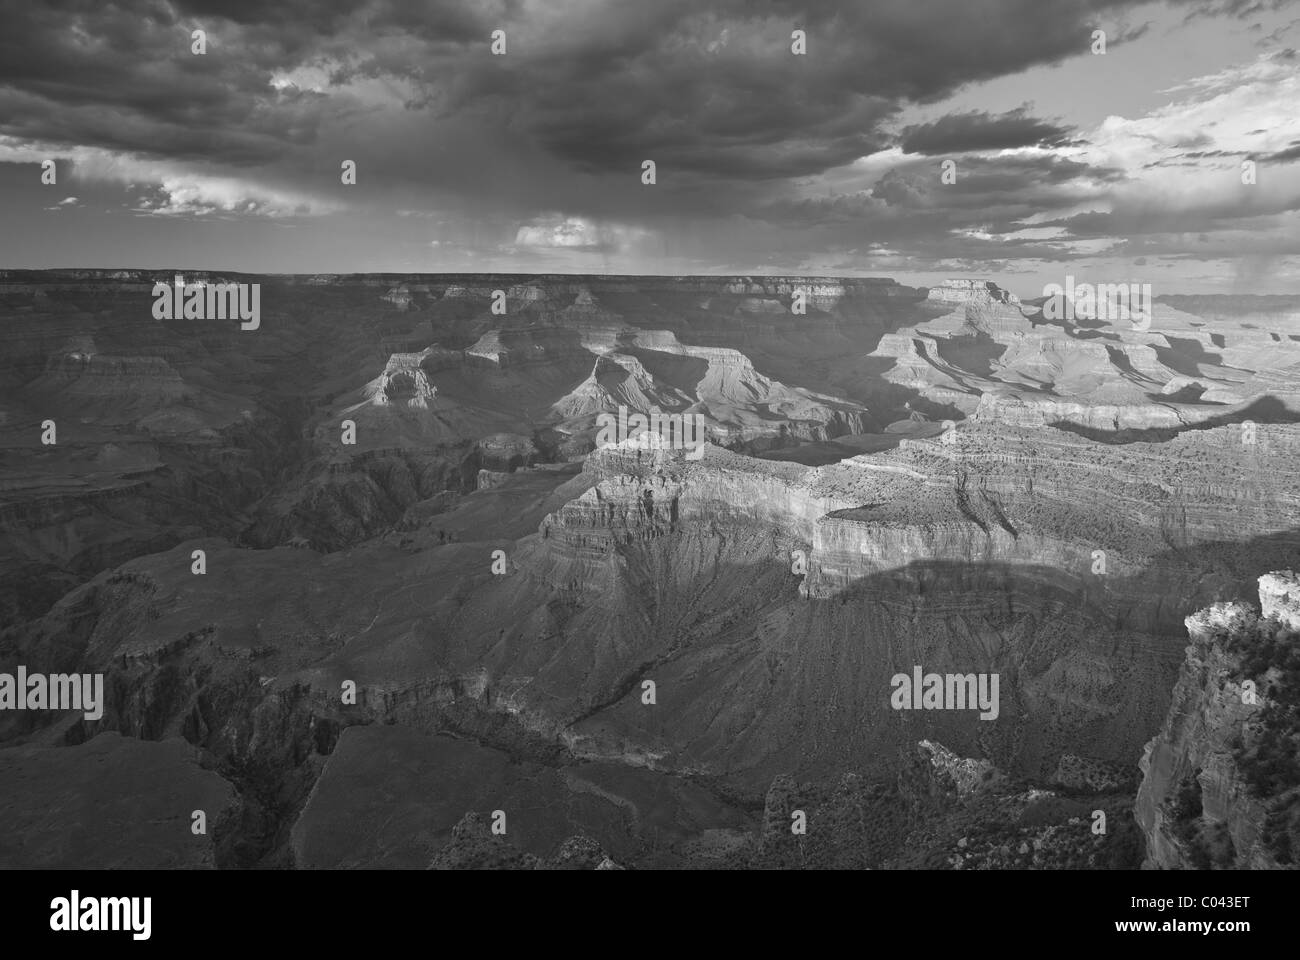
{"left": 1136, "top": 571, "right": 1300, "bottom": 869}
{"left": 541, "top": 421, "right": 1300, "bottom": 632}
{"left": 926, "top": 279, "right": 1020, "bottom": 306}
{"left": 497, "top": 421, "right": 1300, "bottom": 788}
{"left": 367, "top": 351, "right": 438, "bottom": 407}
{"left": 972, "top": 391, "right": 1250, "bottom": 435}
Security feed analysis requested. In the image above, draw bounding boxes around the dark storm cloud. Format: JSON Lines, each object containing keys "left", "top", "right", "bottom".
{"left": 0, "top": 0, "right": 340, "bottom": 166}
{"left": 0, "top": 0, "right": 509, "bottom": 167}
{"left": 0, "top": 0, "right": 1174, "bottom": 258}
{"left": 1043, "top": 187, "right": 1300, "bottom": 239}
{"left": 171, "top": 0, "right": 378, "bottom": 31}
{"left": 0, "top": 0, "right": 1153, "bottom": 182}
{"left": 898, "top": 108, "right": 1073, "bottom": 155}
{"left": 1, "top": 0, "right": 1291, "bottom": 275}
{"left": 869, "top": 154, "right": 1119, "bottom": 218}
{"left": 1261, "top": 141, "right": 1300, "bottom": 162}
{"left": 744, "top": 152, "right": 1135, "bottom": 266}
{"left": 440, "top": 0, "right": 1150, "bottom": 183}
{"left": 169, "top": 0, "right": 514, "bottom": 44}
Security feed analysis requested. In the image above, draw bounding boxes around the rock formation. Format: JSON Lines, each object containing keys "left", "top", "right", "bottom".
{"left": 1135, "top": 571, "right": 1300, "bottom": 869}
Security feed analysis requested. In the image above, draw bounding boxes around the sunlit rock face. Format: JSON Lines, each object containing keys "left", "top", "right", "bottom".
{"left": 1259, "top": 570, "right": 1300, "bottom": 631}
{"left": 368, "top": 350, "right": 438, "bottom": 408}
{"left": 865, "top": 283, "right": 1300, "bottom": 438}
{"left": 925, "top": 279, "right": 1020, "bottom": 306}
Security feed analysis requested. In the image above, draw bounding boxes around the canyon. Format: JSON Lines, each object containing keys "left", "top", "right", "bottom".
{"left": 1, "top": 271, "right": 1297, "bottom": 869}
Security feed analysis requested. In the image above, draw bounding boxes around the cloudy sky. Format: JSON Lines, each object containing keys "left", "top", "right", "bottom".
{"left": 1, "top": 0, "right": 1298, "bottom": 296}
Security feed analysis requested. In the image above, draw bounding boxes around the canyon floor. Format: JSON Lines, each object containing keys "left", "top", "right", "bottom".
{"left": 2, "top": 271, "right": 1298, "bottom": 869}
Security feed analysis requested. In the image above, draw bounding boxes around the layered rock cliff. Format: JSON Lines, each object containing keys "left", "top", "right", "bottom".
{"left": 1135, "top": 571, "right": 1300, "bottom": 869}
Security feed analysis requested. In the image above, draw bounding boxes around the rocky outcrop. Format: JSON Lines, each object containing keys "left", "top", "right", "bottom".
{"left": 909, "top": 739, "right": 1005, "bottom": 799}
{"left": 972, "top": 391, "right": 1261, "bottom": 436}
{"left": 367, "top": 350, "right": 438, "bottom": 408}
{"left": 926, "top": 279, "right": 1020, "bottom": 306}
{"left": 1135, "top": 571, "right": 1300, "bottom": 869}
{"left": 1260, "top": 571, "right": 1300, "bottom": 631}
